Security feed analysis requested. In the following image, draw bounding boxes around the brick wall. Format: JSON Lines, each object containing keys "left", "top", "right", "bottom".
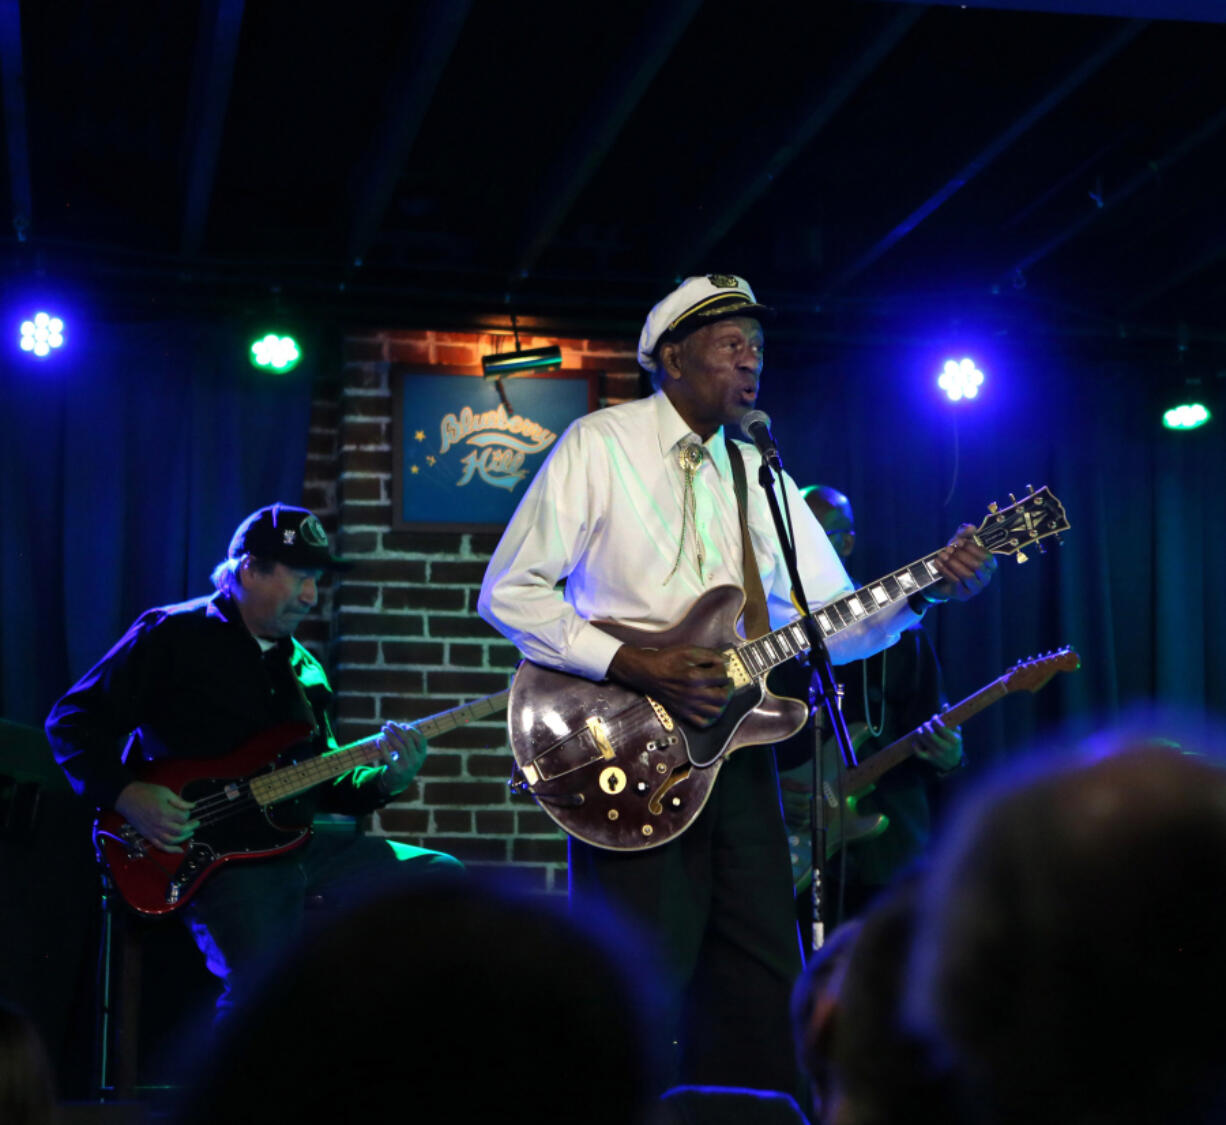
{"left": 299, "top": 328, "right": 643, "bottom": 893}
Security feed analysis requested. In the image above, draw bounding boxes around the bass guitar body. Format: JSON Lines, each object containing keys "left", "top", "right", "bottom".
{"left": 94, "top": 723, "right": 316, "bottom": 916}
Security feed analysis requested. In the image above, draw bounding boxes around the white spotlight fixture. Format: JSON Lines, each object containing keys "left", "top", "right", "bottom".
{"left": 19, "top": 312, "right": 65, "bottom": 358}
{"left": 938, "top": 357, "right": 984, "bottom": 401}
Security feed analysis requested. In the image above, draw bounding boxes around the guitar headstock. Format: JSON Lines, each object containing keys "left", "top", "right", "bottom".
{"left": 975, "top": 485, "right": 1069, "bottom": 562}
{"left": 1001, "top": 647, "right": 1081, "bottom": 693}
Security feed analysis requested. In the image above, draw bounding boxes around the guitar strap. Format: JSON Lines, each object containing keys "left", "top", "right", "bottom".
{"left": 725, "top": 437, "right": 771, "bottom": 640}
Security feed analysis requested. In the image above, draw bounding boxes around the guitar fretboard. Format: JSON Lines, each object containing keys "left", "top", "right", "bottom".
{"left": 733, "top": 552, "right": 946, "bottom": 680}
{"left": 840, "top": 648, "right": 1077, "bottom": 791}
{"left": 846, "top": 678, "right": 1010, "bottom": 790}
{"left": 248, "top": 689, "right": 511, "bottom": 806}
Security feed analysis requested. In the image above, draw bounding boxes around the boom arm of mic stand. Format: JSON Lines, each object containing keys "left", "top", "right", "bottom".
{"left": 754, "top": 459, "right": 859, "bottom": 954}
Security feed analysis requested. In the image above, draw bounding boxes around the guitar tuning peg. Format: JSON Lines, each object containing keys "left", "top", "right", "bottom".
{"left": 1056, "top": 536, "right": 1064, "bottom": 547}
{"left": 1016, "top": 550, "right": 1029, "bottom": 564}
{"left": 1009, "top": 493, "right": 1018, "bottom": 505}
{"left": 1027, "top": 483, "right": 1035, "bottom": 495}
{"left": 988, "top": 501, "right": 999, "bottom": 514}
{"left": 1038, "top": 541, "right": 1047, "bottom": 554}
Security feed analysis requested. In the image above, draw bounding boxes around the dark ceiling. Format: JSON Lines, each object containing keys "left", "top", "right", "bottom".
{"left": 4, "top": 0, "right": 1226, "bottom": 353}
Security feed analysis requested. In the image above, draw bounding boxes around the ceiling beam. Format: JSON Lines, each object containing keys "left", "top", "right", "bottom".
{"left": 1000, "top": 100, "right": 1226, "bottom": 290}
{"left": 344, "top": 0, "right": 472, "bottom": 273}
{"left": 510, "top": 0, "right": 704, "bottom": 284}
{"left": 0, "top": 0, "right": 32, "bottom": 242}
{"left": 1121, "top": 226, "right": 1226, "bottom": 314}
{"left": 665, "top": 5, "right": 924, "bottom": 279}
{"left": 180, "top": 0, "right": 245, "bottom": 259}
{"left": 870, "top": 0, "right": 1226, "bottom": 20}
{"left": 818, "top": 19, "right": 1146, "bottom": 301}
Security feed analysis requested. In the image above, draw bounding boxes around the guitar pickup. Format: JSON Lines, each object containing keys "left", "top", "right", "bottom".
{"left": 724, "top": 649, "right": 753, "bottom": 689}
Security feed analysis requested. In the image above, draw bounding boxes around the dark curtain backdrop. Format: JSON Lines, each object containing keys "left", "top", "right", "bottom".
{"left": 2, "top": 318, "right": 1220, "bottom": 767}
{"left": 0, "top": 319, "right": 314, "bottom": 729}
{"left": 771, "top": 342, "right": 1224, "bottom": 772}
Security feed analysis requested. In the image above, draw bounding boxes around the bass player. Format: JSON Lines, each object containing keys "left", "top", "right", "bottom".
{"left": 46, "top": 503, "right": 462, "bottom": 1015}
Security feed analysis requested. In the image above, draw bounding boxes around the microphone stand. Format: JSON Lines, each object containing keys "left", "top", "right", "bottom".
{"left": 755, "top": 455, "right": 859, "bottom": 955}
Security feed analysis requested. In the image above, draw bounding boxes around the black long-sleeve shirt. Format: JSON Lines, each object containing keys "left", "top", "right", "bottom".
{"left": 774, "top": 623, "right": 949, "bottom": 887}
{"left": 45, "top": 591, "right": 386, "bottom": 816}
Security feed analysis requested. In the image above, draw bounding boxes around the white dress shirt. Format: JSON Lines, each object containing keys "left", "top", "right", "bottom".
{"left": 478, "top": 391, "right": 917, "bottom": 681}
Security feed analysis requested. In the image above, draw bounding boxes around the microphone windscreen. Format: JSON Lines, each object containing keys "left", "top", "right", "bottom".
{"left": 740, "top": 409, "right": 771, "bottom": 441}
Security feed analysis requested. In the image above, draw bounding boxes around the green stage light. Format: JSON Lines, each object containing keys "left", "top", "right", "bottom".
{"left": 250, "top": 333, "right": 301, "bottom": 372}
{"left": 1163, "top": 402, "right": 1211, "bottom": 430}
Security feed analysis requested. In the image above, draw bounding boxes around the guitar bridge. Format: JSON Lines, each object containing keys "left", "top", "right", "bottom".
{"left": 644, "top": 697, "right": 674, "bottom": 732}
{"left": 117, "top": 824, "right": 149, "bottom": 860}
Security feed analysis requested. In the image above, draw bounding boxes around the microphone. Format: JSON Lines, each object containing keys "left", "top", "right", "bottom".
{"left": 740, "top": 409, "right": 783, "bottom": 470}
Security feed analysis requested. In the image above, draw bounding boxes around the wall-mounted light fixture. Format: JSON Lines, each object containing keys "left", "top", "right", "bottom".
{"left": 481, "top": 343, "right": 561, "bottom": 379}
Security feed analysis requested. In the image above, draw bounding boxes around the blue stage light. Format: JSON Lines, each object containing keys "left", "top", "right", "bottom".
{"left": 19, "top": 311, "right": 65, "bottom": 358}
{"left": 938, "top": 357, "right": 984, "bottom": 401}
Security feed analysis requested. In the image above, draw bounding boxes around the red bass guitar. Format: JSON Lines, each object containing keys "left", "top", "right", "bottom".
{"left": 95, "top": 690, "right": 509, "bottom": 916}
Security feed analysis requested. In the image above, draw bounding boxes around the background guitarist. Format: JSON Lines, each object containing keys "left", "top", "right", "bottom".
{"left": 478, "top": 275, "right": 996, "bottom": 1100}
{"left": 774, "top": 486, "right": 964, "bottom": 926}
{"left": 45, "top": 503, "right": 461, "bottom": 1015}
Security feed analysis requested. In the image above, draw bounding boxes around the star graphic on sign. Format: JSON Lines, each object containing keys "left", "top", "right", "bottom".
{"left": 410, "top": 464, "right": 420, "bottom": 474}
{"left": 426, "top": 455, "right": 436, "bottom": 466}
{"left": 414, "top": 430, "right": 426, "bottom": 442}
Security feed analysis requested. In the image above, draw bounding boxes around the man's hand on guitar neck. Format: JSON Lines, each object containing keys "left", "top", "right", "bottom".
{"left": 927, "top": 523, "right": 998, "bottom": 603}
{"left": 372, "top": 722, "right": 429, "bottom": 798}
{"left": 915, "top": 709, "right": 964, "bottom": 772}
{"left": 115, "top": 780, "right": 199, "bottom": 854}
{"left": 609, "top": 643, "right": 733, "bottom": 729}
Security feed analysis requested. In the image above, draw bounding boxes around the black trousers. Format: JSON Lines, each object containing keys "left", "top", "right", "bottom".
{"left": 183, "top": 830, "right": 462, "bottom": 1012}
{"left": 569, "top": 746, "right": 804, "bottom": 1097}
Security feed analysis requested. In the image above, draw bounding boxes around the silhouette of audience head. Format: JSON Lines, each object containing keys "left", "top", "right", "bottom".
{"left": 0, "top": 1000, "right": 57, "bottom": 1125}
{"left": 649, "top": 1083, "right": 811, "bottom": 1125}
{"left": 171, "top": 874, "right": 666, "bottom": 1124}
{"left": 910, "top": 731, "right": 1226, "bottom": 1125}
{"left": 790, "top": 918, "right": 860, "bottom": 1121}
{"left": 792, "top": 872, "right": 957, "bottom": 1125}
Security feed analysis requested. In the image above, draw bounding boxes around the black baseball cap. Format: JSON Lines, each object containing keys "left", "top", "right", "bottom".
{"left": 227, "top": 504, "right": 353, "bottom": 571}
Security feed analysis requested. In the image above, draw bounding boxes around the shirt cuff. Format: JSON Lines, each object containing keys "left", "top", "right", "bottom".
{"left": 566, "top": 624, "right": 626, "bottom": 682}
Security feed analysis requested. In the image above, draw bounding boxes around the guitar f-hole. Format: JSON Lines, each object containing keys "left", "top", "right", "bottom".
{"left": 648, "top": 767, "right": 691, "bottom": 815}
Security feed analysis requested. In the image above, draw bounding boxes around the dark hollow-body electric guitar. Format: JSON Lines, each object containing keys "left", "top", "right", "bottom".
{"left": 508, "top": 488, "right": 1069, "bottom": 851}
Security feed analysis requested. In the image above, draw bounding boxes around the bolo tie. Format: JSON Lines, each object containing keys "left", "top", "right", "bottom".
{"left": 664, "top": 440, "right": 707, "bottom": 586}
